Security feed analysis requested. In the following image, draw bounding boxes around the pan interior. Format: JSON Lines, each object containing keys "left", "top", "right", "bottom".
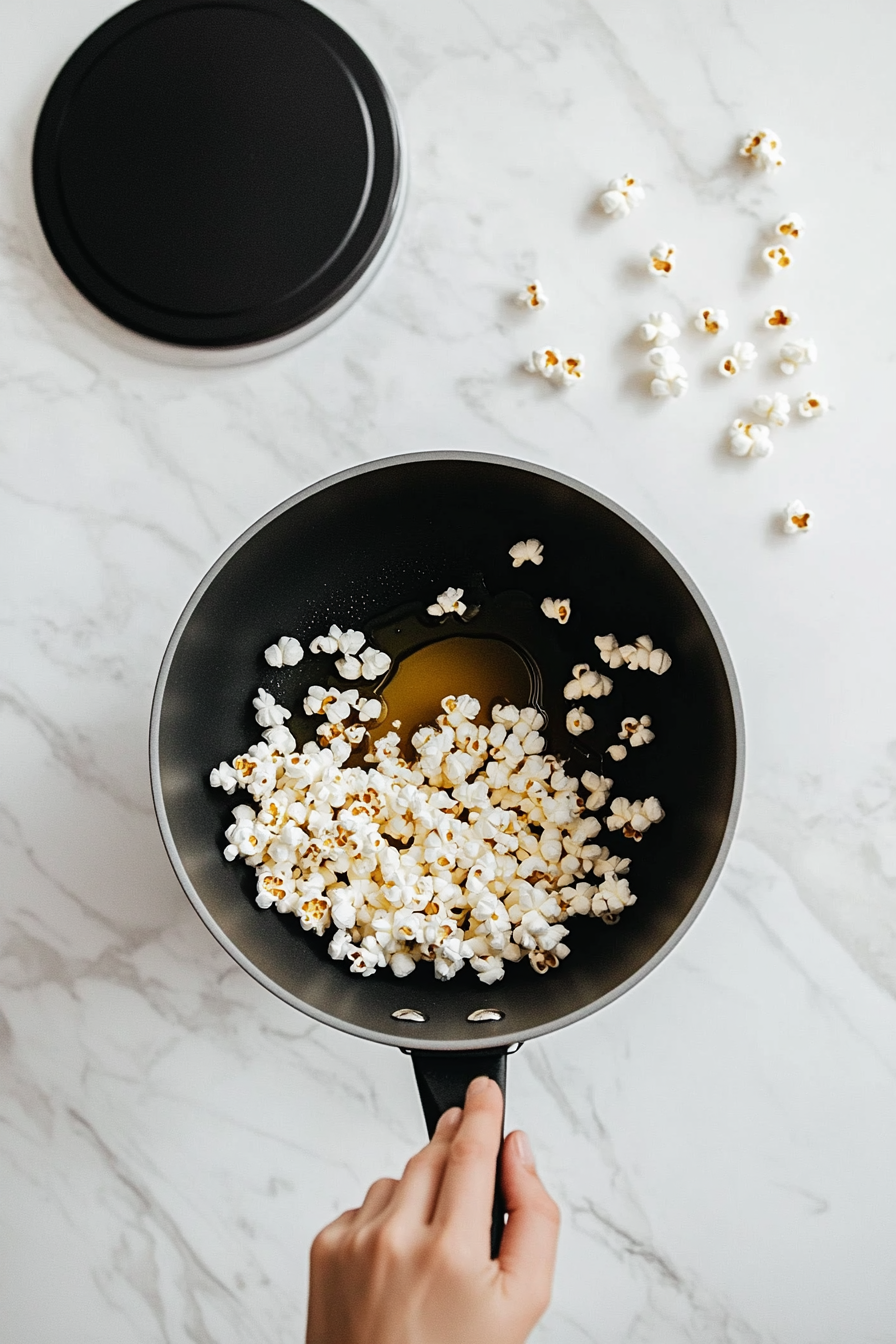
{"left": 154, "top": 458, "right": 739, "bottom": 1046}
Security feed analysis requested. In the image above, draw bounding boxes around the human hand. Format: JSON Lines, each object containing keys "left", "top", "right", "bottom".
{"left": 306, "top": 1076, "right": 560, "bottom": 1344}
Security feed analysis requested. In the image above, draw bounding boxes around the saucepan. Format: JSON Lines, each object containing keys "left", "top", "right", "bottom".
{"left": 149, "top": 452, "right": 743, "bottom": 1253}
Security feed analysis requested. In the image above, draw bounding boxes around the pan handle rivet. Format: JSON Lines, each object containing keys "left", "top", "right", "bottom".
{"left": 467, "top": 1008, "right": 504, "bottom": 1023}
{"left": 392, "top": 1008, "right": 428, "bottom": 1023}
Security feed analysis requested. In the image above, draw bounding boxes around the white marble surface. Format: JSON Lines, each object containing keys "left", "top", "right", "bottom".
{"left": 2, "top": 1, "right": 896, "bottom": 1340}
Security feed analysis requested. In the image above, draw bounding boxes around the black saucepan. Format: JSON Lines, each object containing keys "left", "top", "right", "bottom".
{"left": 150, "top": 452, "right": 743, "bottom": 1253}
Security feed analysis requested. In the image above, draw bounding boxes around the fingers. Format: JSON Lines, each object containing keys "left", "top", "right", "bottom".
{"left": 433, "top": 1076, "right": 504, "bottom": 1236}
{"left": 353, "top": 1175, "right": 399, "bottom": 1226}
{"left": 390, "top": 1106, "right": 463, "bottom": 1225}
{"left": 498, "top": 1130, "right": 560, "bottom": 1306}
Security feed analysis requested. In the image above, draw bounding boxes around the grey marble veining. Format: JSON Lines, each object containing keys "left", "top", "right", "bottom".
{"left": 2, "top": 1, "right": 896, "bottom": 1340}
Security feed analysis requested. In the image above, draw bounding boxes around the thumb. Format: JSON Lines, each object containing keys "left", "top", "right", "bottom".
{"left": 498, "top": 1130, "right": 560, "bottom": 1302}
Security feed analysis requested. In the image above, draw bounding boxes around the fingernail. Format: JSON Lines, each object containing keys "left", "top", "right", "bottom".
{"left": 467, "top": 1075, "right": 491, "bottom": 1099}
{"left": 436, "top": 1106, "right": 462, "bottom": 1134}
{"left": 516, "top": 1130, "right": 535, "bottom": 1171}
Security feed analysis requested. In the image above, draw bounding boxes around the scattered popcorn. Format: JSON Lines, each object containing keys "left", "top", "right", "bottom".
{"left": 607, "top": 744, "right": 628, "bottom": 762}
{"left": 428, "top": 587, "right": 467, "bottom": 617}
{"left": 606, "top": 796, "right": 665, "bottom": 840}
{"left": 310, "top": 632, "right": 339, "bottom": 655}
{"left": 566, "top": 706, "right": 594, "bottom": 736}
{"left": 516, "top": 280, "right": 548, "bottom": 310}
{"left": 797, "top": 391, "right": 830, "bottom": 418}
{"left": 335, "top": 655, "right": 362, "bottom": 680}
{"left": 739, "top": 128, "right": 784, "bottom": 172}
{"left": 647, "top": 241, "right": 676, "bottom": 276}
{"left": 694, "top": 307, "right": 729, "bottom": 336}
{"left": 559, "top": 355, "right": 585, "bottom": 386}
{"left": 252, "top": 687, "right": 291, "bottom": 728}
{"left": 639, "top": 311, "right": 680, "bottom": 346}
{"left": 648, "top": 345, "right": 688, "bottom": 398}
{"left": 360, "top": 648, "right": 392, "bottom": 681}
{"left": 264, "top": 636, "right": 304, "bottom": 668}
{"left": 753, "top": 392, "right": 791, "bottom": 427}
{"left": 619, "top": 715, "right": 654, "bottom": 747}
{"left": 599, "top": 174, "right": 645, "bottom": 219}
{"left": 728, "top": 419, "right": 773, "bottom": 459}
{"left": 595, "top": 633, "right": 671, "bottom": 675}
{"left": 563, "top": 663, "right": 613, "bottom": 700}
{"left": 763, "top": 305, "right": 798, "bottom": 329}
{"left": 779, "top": 338, "right": 817, "bottom": 376}
{"left": 509, "top": 538, "right": 544, "bottom": 568}
{"left": 581, "top": 771, "right": 614, "bottom": 810}
{"left": 783, "top": 500, "right": 813, "bottom": 533}
{"left": 762, "top": 245, "right": 793, "bottom": 272}
{"left": 718, "top": 341, "right": 757, "bottom": 377}
{"left": 209, "top": 761, "right": 240, "bottom": 794}
{"left": 775, "top": 212, "right": 805, "bottom": 241}
{"left": 541, "top": 597, "right": 571, "bottom": 624}
{"left": 526, "top": 347, "right": 562, "bottom": 378}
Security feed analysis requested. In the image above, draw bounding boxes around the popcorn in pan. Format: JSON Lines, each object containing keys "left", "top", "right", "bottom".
{"left": 541, "top": 596, "right": 571, "bottom": 624}
{"left": 564, "top": 663, "right": 613, "bottom": 700}
{"left": 566, "top": 706, "right": 595, "bottom": 736}
{"left": 264, "top": 636, "right": 304, "bottom": 667}
{"left": 428, "top": 587, "right": 467, "bottom": 617}
{"left": 509, "top": 538, "right": 544, "bottom": 567}
{"left": 619, "top": 715, "right": 654, "bottom": 747}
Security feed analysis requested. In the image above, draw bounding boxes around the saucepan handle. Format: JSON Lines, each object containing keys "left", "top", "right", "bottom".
{"left": 410, "top": 1046, "right": 512, "bottom": 1259}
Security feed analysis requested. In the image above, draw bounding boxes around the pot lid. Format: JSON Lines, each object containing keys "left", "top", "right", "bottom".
{"left": 32, "top": 0, "right": 402, "bottom": 349}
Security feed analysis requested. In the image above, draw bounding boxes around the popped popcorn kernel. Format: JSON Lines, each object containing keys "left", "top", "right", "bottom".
{"left": 526, "top": 346, "right": 562, "bottom": 378}
{"left": 762, "top": 245, "right": 793, "bottom": 272}
{"left": 694, "top": 307, "right": 729, "bottom": 336}
{"left": 753, "top": 392, "right": 791, "bottom": 427}
{"left": 516, "top": 279, "right": 548, "bottom": 310}
{"left": 647, "top": 241, "right": 676, "bottom": 276}
{"left": 763, "top": 305, "right": 798, "bottom": 329}
{"left": 427, "top": 587, "right": 467, "bottom": 617}
{"left": 264, "top": 635, "right": 304, "bottom": 667}
{"left": 728, "top": 419, "right": 773, "bottom": 459}
{"left": 639, "top": 311, "right": 680, "bottom": 346}
{"left": 647, "top": 345, "right": 688, "bottom": 398}
{"left": 566, "top": 705, "right": 594, "bottom": 736}
{"left": 775, "top": 212, "right": 805, "bottom": 241}
{"left": 599, "top": 174, "right": 645, "bottom": 219}
{"left": 509, "top": 538, "right": 544, "bottom": 568}
{"left": 797, "top": 391, "right": 830, "bottom": 418}
{"left": 559, "top": 354, "right": 585, "bottom": 386}
{"left": 718, "top": 342, "right": 757, "bottom": 378}
{"left": 619, "top": 715, "right": 654, "bottom": 747}
{"left": 779, "top": 338, "right": 817, "bottom": 376}
{"left": 783, "top": 500, "right": 813, "bottom": 534}
{"left": 564, "top": 663, "right": 612, "bottom": 700}
{"left": 253, "top": 687, "right": 291, "bottom": 728}
{"left": 739, "top": 128, "right": 784, "bottom": 172}
{"left": 541, "top": 596, "right": 571, "bottom": 624}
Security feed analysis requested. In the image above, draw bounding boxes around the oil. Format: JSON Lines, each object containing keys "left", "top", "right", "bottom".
{"left": 369, "top": 635, "right": 533, "bottom": 755}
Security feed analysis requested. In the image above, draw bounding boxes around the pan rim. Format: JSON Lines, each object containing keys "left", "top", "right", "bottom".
{"left": 149, "top": 451, "right": 745, "bottom": 1051}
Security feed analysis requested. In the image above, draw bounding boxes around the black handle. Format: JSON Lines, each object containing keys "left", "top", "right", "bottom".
{"left": 410, "top": 1047, "right": 511, "bottom": 1259}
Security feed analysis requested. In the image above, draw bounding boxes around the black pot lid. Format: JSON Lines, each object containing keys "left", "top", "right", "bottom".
{"left": 32, "top": 0, "right": 402, "bottom": 349}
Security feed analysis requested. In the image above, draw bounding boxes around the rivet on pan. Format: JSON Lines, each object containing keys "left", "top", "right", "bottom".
{"left": 392, "top": 1008, "right": 428, "bottom": 1023}
{"left": 467, "top": 1009, "right": 505, "bottom": 1024}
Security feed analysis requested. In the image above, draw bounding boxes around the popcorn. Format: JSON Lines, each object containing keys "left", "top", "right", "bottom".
{"left": 595, "top": 632, "right": 671, "bottom": 674}
{"left": 526, "top": 347, "right": 562, "bottom": 378}
{"left": 598, "top": 174, "right": 645, "bottom": 219}
{"left": 516, "top": 280, "right": 548, "bottom": 310}
{"left": 335, "top": 628, "right": 366, "bottom": 656}
{"left": 309, "top": 632, "right": 339, "bottom": 655}
{"left": 775, "top": 212, "right": 804, "bottom": 241}
{"left": 797, "top": 391, "right": 830, "bottom": 418}
{"left": 619, "top": 715, "right": 654, "bottom": 747}
{"left": 509, "top": 538, "right": 543, "bottom": 567}
{"left": 728, "top": 419, "right": 773, "bottom": 459}
{"left": 753, "top": 392, "right": 791, "bottom": 427}
{"left": 606, "top": 796, "right": 665, "bottom": 840}
{"left": 566, "top": 706, "right": 594, "bottom": 736}
{"left": 647, "top": 241, "right": 676, "bottom": 276}
{"left": 335, "top": 655, "right": 362, "bottom": 680}
{"left": 763, "top": 305, "right": 798, "bottom": 329}
{"left": 564, "top": 663, "right": 613, "bottom": 700}
{"left": 360, "top": 648, "right": 392, "bottom": 681}
{"left": 718, "top": 342, "right": 757, "bottom": 378}
{"left": 638, "top": 311, "right": 680, "bottom": 346}
{"left": 694, "top": 307, "right": 728, "bottom": 336}
{"left": 783, "top": 500, "right": 813, "bottom": 534}
{"left": 607, "top": 744, "right": 627, "bottom": 762}
{"left": 264, "top": 636, "right": 304, "bottom": 667}
{"left": 739, "top": 128, "right": 784, "bottom": 172}
{"left": 427, "top": 588, "right": 467, "bottom": 617}
{"left": 647, "top": 345, "right": 688, "bottom": 398}
{"left": 779, "top": 338, "right": 817, "bottom": 376}
{"left": 541, "top": 596, "right": 571, "bottom": 624}
{"left": 559, "top": 355, "right": 585, "bottom": 386}
{"left": 253, "top": 688, "right": 291, "bottom": 728}
{"left": 762, "top": 245, "right": 793, "bottom": 272}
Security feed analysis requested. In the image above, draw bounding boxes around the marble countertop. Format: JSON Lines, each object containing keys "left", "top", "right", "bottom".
{"left": 3, "top": 1, "right": 896, "bottom": 1340}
